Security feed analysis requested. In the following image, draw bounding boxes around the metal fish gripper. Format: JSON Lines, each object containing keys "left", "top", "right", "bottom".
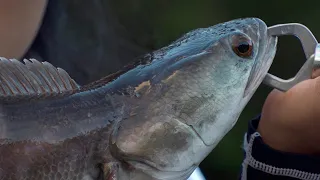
{"left": 263, "top": 23, "right": 320, "bottom": 91}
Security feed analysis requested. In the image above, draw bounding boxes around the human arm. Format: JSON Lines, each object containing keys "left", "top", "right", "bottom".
{"left": 240, "top": 76, "right": 320, "bottom": 180}
{"left": 0, "top": 0, "right": 47, "bottom": 59}
{"left": 240, "top": 115, "right": 320, "bottom": 180}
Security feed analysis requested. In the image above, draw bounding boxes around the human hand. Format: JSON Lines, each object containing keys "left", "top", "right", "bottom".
{"left": 258, "top": 70, "right": 320, "bottom": 155}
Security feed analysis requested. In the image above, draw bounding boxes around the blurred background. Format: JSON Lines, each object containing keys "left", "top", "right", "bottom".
{"left": 17, "top": 0, "right": 320, "bottom": 179}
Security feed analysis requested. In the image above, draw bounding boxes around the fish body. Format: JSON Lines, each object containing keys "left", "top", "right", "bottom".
{"left": 0, "top": 18, "right": 277, "bottom": 180}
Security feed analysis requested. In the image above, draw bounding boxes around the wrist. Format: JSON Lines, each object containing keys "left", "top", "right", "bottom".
{"left": 241, "top": 115, "right": 320, "bottom": 179}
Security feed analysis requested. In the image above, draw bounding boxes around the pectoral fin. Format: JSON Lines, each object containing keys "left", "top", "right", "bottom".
{"left": 0, "top": 57, "right": 80, "bottom": 103}
{"left": 103, "top": 162, "right": 119, "bottom": 180}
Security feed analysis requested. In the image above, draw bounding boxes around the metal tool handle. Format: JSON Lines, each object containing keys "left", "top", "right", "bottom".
{"left": 268, "top": 23, "right": 317, "bottom": 59}
{"left": 263, "top": 23, "right": 319, "bottom": 91}
{"left": 314, "top": 44, "right": 320, "bottom": 68}
{"left": 263, "top": 54, "right": 315, "bottom": 91}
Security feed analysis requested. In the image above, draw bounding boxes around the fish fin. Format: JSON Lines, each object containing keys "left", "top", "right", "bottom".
{"left": 103, "top": 163, "right": 119, "bottom": 180}
{"left": 0, "top": 57, "right": 80, "bottom": 103}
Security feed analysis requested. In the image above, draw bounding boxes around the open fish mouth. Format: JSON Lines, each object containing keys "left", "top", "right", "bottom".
{"left": 243, "top": 32, "right": 278, "bottom": 97}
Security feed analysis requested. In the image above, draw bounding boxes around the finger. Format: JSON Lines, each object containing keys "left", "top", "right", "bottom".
{"left": 309, "top": 75, "right": 320, "bottom": 105}
{"left": 312, "top": 68, "right": 320, "bottom": 79}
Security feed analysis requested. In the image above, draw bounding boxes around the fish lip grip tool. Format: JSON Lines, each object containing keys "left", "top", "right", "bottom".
{"left": 263, "top": 23, "right": 319, "bottom": 91}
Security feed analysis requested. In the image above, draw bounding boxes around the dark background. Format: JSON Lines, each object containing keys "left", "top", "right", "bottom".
{"left": 25, "top": 0, "right": 320, "bottom": 179}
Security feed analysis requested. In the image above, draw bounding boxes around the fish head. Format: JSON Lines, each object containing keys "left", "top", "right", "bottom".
{"left": 111, "top": 18, "right": 277, "bottom": 179}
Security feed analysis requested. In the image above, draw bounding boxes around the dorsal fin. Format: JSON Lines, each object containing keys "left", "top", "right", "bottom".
{"left": 0, "top": 57, "right": 80, "bottom": 103}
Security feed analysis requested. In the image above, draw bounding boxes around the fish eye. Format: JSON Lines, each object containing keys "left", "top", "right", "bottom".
{"left": 231, "top": 34, "right": 253, "bottom": 58}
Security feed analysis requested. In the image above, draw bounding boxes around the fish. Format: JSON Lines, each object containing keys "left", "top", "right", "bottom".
{"left": 0, "top": 18, "right": 277, "bottom": 180}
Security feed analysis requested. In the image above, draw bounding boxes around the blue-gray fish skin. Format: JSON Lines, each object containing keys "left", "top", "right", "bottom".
{"left": 0, "top": 18, "right": 277, "bottom": 180}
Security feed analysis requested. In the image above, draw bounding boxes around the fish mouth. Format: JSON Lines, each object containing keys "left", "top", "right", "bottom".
{"left": 243, "top": 23, "right": 278, "bottom": 97}
{"left": 126, "top": 160, "right": 197, "bottom": 180}
{"left": 110, "top": 144, "right": 197, "bottom": 180}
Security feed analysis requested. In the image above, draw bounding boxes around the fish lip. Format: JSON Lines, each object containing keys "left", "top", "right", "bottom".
{"left": 125, "top": 160, "right": 198, "bottom": 179}
{"left": 243, "top": 20, "right": 278, "bottom": 98}
{"left": 110, "top": 149, "right": 198, "bottom": 180}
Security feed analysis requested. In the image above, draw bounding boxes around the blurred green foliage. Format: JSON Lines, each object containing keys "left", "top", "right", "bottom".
{"left": 109, "top": 0, "right": 320, "bottom": 178}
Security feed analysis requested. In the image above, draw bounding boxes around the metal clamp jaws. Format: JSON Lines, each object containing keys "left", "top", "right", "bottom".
{"left": 263, "top": 23, "right": 319, "bottom": 91}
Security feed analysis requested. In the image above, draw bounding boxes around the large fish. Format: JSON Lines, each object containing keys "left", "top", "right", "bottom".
{"left": 0, "top": 18, "right": 277, "bottom": 180}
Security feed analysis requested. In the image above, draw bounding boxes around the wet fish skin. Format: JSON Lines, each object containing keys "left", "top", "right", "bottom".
{"left": 0, "top": 18, "right": 277, "bottom": 180}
